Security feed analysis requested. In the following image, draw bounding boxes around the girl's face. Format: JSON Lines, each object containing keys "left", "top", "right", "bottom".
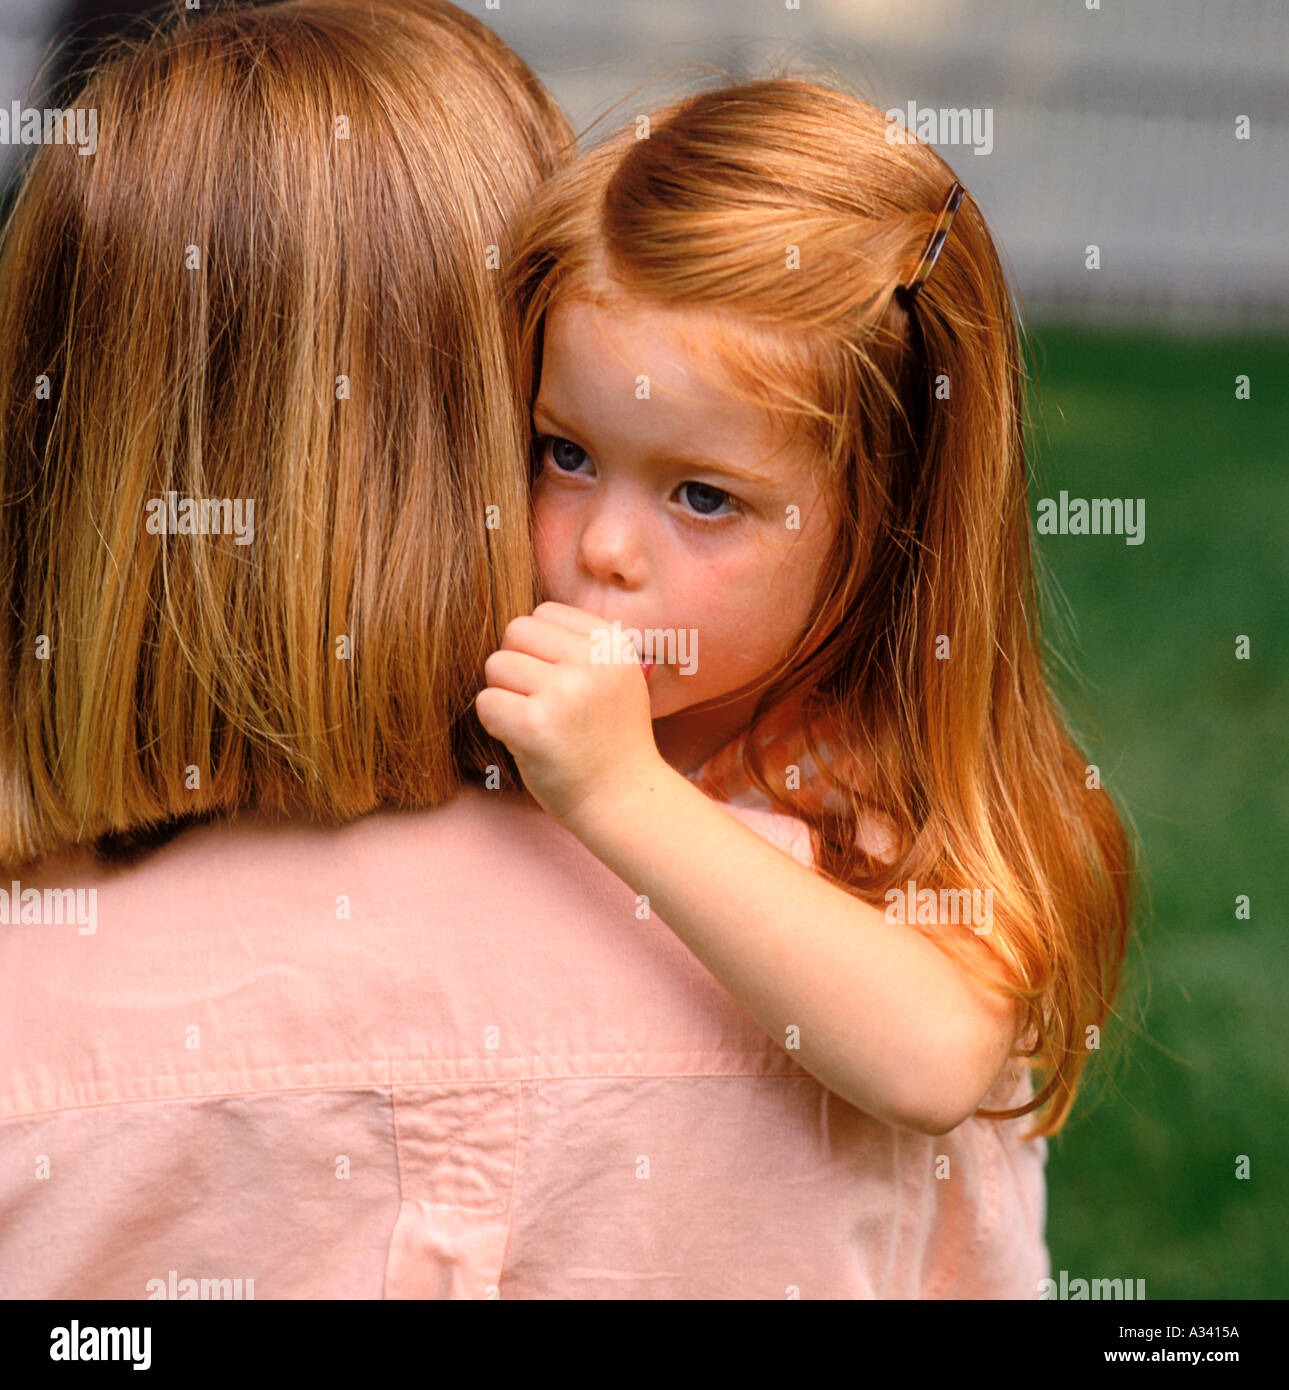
{"left": 531, "top": 293, "right": 839, "bottom": 724}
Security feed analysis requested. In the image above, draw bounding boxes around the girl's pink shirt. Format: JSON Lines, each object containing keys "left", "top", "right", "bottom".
{"left": 0, "top": 784, "right": 1048, "bottom": 1299}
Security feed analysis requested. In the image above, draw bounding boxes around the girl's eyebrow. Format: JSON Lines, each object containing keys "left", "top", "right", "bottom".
{"left": 648, "top": 451, "right": 776, "bottom": 490}
{"left": 531, "top": 400, "right": 581, "bottom": 439}
{"left": 532, "top": 400, "right": 778, "bottom": 490}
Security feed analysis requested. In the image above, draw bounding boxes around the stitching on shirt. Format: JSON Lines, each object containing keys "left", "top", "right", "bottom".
{"left": 493, "top": 1082, "right": 525, "bottom": 1298}
{"left": 389, "top": 1087, "right": 406, "bottom": 1201}
{"left": 0, "top": 1060, "right": 813, "bottom": 1122}
{"left": 381, "top": 1085, "right": 522, "bottom": 1219}
{"left": 382, "top": 1087, "right": 403, "bottom": 1301}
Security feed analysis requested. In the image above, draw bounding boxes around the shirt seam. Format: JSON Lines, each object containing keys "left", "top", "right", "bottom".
{"left": 0, "top": 1068, "right": 824, "bottom": 1124}
{"left": 382, "top": 1086, "right": 401, "bottom": 1301}
{"left": 493, "top": 1081, "right": 524, "bottom": 1298}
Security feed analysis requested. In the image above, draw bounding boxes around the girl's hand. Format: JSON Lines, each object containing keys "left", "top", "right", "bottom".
{"left": 474, "top": 600, "right": 665, "bottom": 826}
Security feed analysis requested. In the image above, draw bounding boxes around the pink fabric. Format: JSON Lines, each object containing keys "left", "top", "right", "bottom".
{"left": 0, "top": 784, "right": 1048, "bottom": 1298}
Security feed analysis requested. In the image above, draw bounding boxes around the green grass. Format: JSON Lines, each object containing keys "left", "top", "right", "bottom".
{"left": 1021, "top": 323, "right": 1289, "bottom": 1299}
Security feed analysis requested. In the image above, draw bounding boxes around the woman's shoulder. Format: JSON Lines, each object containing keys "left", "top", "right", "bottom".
{"left": 4, "top": 788, "right": 558, "bottom": 891}
{"left": 10, "top": 784, "right": 816, "bottom": 895}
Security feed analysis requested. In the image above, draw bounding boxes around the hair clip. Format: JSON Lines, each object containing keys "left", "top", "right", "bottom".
{"left": 899, "top": 180, "right": 966, "bottom": 303}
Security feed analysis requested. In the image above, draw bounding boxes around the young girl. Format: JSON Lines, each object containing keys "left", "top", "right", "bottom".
{"left": 476, "top": 79, "right": 1133, "bottom": 1143}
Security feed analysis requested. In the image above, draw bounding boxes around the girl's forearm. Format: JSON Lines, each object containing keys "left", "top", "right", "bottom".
{"left": 560, "top": 761, "right": 1019, "bottom": 1135}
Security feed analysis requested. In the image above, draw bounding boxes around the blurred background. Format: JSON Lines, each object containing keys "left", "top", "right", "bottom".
{"left": 1, "top": 0, "right": 1284, "bottom": 1298}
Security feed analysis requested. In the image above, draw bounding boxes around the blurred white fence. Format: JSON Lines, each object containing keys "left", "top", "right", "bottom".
{"left": 1, "top": 0, "right": 1285, "bottom": 329}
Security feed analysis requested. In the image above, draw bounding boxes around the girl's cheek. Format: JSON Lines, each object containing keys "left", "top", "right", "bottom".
{"left": 532, "top": 516, "right": 567, "bottom": 591}
{"left": 533, "top": 492, "right": 568, "bottom": 541}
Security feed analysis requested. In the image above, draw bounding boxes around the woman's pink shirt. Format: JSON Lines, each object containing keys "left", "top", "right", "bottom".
{"left": 0, "top": 786, "right": 1048, "bottom": 1298}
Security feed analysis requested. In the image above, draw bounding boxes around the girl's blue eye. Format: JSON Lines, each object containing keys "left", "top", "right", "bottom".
{"left": 537, "top": 434, "right": 739, "bottom": 519}
{"left": 679, "top": 481, "right": 737, "bottom": 517}
{"left": 549, "top": 437, "right": 589, "bottom": 472}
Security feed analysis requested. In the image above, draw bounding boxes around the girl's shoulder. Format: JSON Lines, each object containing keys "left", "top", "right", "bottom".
{"left": 688, "top": 694, "right": 900, "bottom": 865}
{"left": 687, "top": 695, "right": 803, "bottom": 808}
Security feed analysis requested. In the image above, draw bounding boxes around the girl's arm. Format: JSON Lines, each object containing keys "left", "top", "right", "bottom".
{"left": 476, "top": 603, "right": 1020, "bottom": 1136}
{"left": 558, "top": 761, "right": 1019, "bottom": 1136}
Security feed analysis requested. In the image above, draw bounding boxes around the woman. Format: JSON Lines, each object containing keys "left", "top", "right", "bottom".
{"left": 0, "top": 0, "right": 1046, "bottom": 1298}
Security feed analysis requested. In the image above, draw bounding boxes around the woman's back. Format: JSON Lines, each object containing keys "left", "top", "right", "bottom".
{"left": 0, "top": 789, "right": 1046, "bottom": 1298}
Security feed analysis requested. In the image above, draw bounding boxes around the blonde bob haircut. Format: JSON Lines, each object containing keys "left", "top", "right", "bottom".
{"left": 0, "top": 0, "right": 574, "bottom": 868}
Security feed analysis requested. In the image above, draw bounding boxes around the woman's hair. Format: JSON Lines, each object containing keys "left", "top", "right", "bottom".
{"left": 507, "top": 77, "right": 1135, "bottom": 1138}
{"left": 0, "top": 0, "right": 575, "bottom": 869}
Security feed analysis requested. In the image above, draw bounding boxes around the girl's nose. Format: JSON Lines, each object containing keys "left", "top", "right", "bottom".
{"left": 576, "top": 497, "right": 649, "bottom": 588}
